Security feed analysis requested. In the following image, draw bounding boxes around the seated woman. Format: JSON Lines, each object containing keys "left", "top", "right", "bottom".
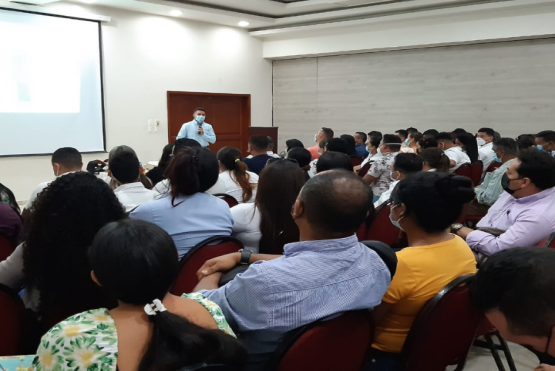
{"left": 367, "top": 172, "right": 476, "bottom": 371}
{"left": 231, "top": 160, "right": 307, "bottom": 254}
{"left": 32, "top": 219, "right": 246, "bottom": 371}
{"left": 131, "top": 148, "right": 233, "bottom": 258}
{"left": 287, "top": 147, "right": 313, "bottom": 180}
{"left": 217, "top": 146, "right": 258, "bottom": 204}
{"left": 419, "top": 147, "right": 451, "bottom": 173}
{"left": 415, "top": 137, "right": 437, "bottom": 155}
{"left": 455, "top": 132, "right": 480, "bottom": 164}
{"left": 146, "top": 143, "right": 173, "bottom": 186}
{"left": 0, "top": 172, "right": 126, "bottom": 320}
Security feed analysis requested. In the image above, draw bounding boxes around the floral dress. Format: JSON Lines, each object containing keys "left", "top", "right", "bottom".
{"left": 31, "top": 293, "right": 235, "bottom": 371}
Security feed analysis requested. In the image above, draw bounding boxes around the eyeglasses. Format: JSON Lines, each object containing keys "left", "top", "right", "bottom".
{"left": 266, "top": 157, "right": 298, "bottom": 166}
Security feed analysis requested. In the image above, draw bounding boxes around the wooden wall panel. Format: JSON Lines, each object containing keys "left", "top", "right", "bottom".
{"left": 273, "top": 38, "right": 555, "bottom": 146}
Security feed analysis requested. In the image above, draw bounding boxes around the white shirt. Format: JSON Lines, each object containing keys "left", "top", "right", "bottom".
{"left": 360, "top": 151, "right": 383, "bottom": 168}
{"left": 444, "top": 146, "right": 470, "bottom": 172}
{"left": 114, "top": 182, "right": 158, "bottom": 212}
{"left": 374, "top": 180, "right": 399, "bottom": 208}
{"left": 153, "top": 177, "right": 227, "bottom": 198}
{"left": 24, "top": 171, "right": 78, "bottom": 210}
{"left": 246, "top": 151, "right": 280, "bottom": 159}
{"left": 218, "top": 170, "right": 258, "bottom": 204}
{"left": 479, "top": 142, "right": 495, "bottom": 179}
{"left": 230, "top": 203, "right": 261, "bottom": 253}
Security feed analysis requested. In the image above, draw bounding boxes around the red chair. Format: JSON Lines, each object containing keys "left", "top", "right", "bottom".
{"left": 470, "top": 161, "right": 484, "bottom": 186}
{"left": 454, "top": 163, "right": 473, "bottom": 180}
{"left": 265, "top": 311, "right": 373, "bottom": 371}
{"left": 486, "top": 161, "right": 502, "bottom": 173}
{"left": 400, "top": 274, "right": 483, "bottom": 371}
{"left": 473, "top": 319, "right": 517, "bottom": 371}
{"left": 351, "top": 157, "right": 363, "bottom": 167}
{"left": 171, "top": 236, "right": 244, "bottom": 295}
{"left": 212, "top": 193, "right": 239, "bottom": 208}
{"left": 0, "top": 234, "right": 16, "bottom": 262}
{"left": 0, "top": 283, "right": 26, "bottom": 356}
{"left": 365, "top": 204, "right": 401, "bottom": 247}
{"left": 539, "top": 231, "right": 555, "bottom": 248}
{"left": 358, "top": 162, "right": 371, "bottom": 177}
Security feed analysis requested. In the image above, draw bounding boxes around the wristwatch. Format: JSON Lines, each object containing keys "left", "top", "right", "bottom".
{"left": 451, "top": 223, "right": 464, "bottom": 234}
{"left": 238, "top": 249, "right": 252, "bottom": 265}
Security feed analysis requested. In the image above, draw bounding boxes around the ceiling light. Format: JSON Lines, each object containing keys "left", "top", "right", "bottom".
{"left": 238, "top": 21, "right": 250, "bottom": 27}
{"left": 169, "top": 10, "right": 183, "bottom": 17}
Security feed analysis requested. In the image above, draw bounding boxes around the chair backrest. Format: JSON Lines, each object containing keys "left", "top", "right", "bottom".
{"left": 351, "top": 157, "right": 363, "bottom": 167}
{"left": 0, "top": 234, "right": 16, "bottom": 262}
{"left": 362, "top": 240, "right": 398, "bottom": 279}
{"left": 486, "top": 161, "right": 502, "bottom": 173}
{"left": 171, "top": 236, "right": 244, "bottom": 295}
{"left": 401, "top": 274, "right": 482, "bottom": 371}
{"left": 470, "top": 161, "right": 483, "bottom": 186}
{"left": 454, "top": 163, "right": 472, "bottom": 179}
{"left": 539, "top": 231, "right": 555, "bottom": 248}
{"left": 365, "top": 204, "right": 400, "bottom": 247}
{"left": 358, "top": 162, "right": 371, "bottom": 177}
{"left": 212, "top": 193, "right": 239, "bottom": 208}
{"left": 266, "top": 310, "right": 373, "bottom": 371}
{"left": 0, "top": 283, "right": 26, "bottom": 356}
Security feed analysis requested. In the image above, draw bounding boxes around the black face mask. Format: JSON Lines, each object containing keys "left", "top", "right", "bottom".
{"left": 501, "top": 173, "right": 517, "bottom": 195}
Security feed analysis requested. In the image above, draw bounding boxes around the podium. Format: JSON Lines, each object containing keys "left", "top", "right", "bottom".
{"left": 248, "top": 127, "right": 279, "bottom": 153}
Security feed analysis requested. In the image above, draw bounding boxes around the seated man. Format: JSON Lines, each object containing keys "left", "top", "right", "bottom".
{"left": 467, "top": 138, "right": 518, "bottom": 218}
{"left": 109, "top": 151, "right": 158, "bottom": 212}
{"left": 471, "top": 248, "right": 555, "bottom": 367}
{"left": 374, "top": 153, "right": 423, "bottom": 208}
{"left": 454, "top": 149, "right": 555, "bottom": 257}
{"left": 359, "top": 131, "right": 383, "bottom": 169}
{"left": 436, "top": 132, "right": 470, "bottom": 172}
{"left": 307, "top": 127, "right": 334, "bottom": 160}
{"left": 536, "top": 130, "right": 555, "bottom": 158}
{"left": 243, "top": 135, "right": 273, "bottom": 175}
{"left": 354, "top": 131, "right": 369, "bottom": 158}
{"left": 23, "top": 147, "right": 82, "bottom": 212}
{"left": 194, "top": 170, "right": 391, "bottom": 369}
{"left": 246, "top": 136, "right": 280, "bottom": 159}
{"left": 477, "top": 127, "right": 496, "bottom": 178}
{"left": 363, "top": 134, "right": 402, "bottom": 201}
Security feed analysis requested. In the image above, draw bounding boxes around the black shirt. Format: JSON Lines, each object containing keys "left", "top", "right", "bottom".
{"left": 243, "top": 155, "right": 273, "bottom": 175}
{"left": 146, "top": 166, "right": 166, "bottom": 186}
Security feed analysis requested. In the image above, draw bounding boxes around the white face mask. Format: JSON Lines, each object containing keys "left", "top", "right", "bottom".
{"left": 476, "top": 137, "right": 486, "bottom": 147}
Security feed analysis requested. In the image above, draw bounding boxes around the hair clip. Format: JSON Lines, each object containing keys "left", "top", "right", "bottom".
{"left": 144, "top": 299, "right": 167, "bottom": 316}
{"left": 235, "top": 159, "right": 240, "bottom": 163}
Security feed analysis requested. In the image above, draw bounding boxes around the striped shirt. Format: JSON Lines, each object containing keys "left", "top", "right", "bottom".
{"left": 200, "top": 235, "right": 391, "bottom": 358}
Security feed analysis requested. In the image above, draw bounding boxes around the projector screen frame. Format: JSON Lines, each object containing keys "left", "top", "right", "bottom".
{"left": 0, "top": 6, "right": 107, "bottom": 158}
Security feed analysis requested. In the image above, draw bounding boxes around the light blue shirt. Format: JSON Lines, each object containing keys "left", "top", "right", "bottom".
{"left": 475, "top": 160, "right": 512, "bottom": 206}
{"left": 130, "top": 192, "right": 232, "bottom": 257}
{"left": 200, "top": 235, "right": 391, "bottom": 357}
{"left": 176, "top": 120, "right": 216, "bottom": 147}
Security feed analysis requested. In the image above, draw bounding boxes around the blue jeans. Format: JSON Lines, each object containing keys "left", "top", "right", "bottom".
{"left": 363, "top": 349, "right": 402, "bottom": 371}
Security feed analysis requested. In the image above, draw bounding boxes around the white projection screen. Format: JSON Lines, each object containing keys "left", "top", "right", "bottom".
{"left": 0, "top": 8, "right": 105, "bottom": 156}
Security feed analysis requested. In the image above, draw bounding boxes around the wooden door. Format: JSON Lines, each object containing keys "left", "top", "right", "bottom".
{"left": 167, "top": 92, "right": 251, "bottom": 155}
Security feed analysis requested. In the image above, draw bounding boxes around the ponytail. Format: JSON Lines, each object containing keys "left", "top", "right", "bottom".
{"left": 140, "top": 308, "right": 246, "bottom": 371}
{"left": 217, "top": 147, "right": 254, "bottom": 202}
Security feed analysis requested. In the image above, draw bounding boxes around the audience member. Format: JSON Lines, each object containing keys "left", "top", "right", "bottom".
{"left": 316, "top": 151, "right": 353, "bottom": 173}
{"left": 395, "top": 129, "right": 408, "bottom": 145}
{"left": 354, "top": 132, "right": 369, "bottom": 157}
{"left": 454, "top": 149, "right": 555, "bottom": 257}
{"left": 230, "top": 160, "right": 306, "bottom": 254}
{"left": 419, "top": 148, "right": 450, "bottom": 173}
{"left": 374, "top": 153, "right": 423, "bottom": 208}
{"left": 416, "top": 137, "right": 437, "bottom": 155}
{"left": 23, "top": 147, "right": 83, "bottom": 211}
{"left": 246, "top": 136, "right": 280, "bottom": 160}
{"left": 101, "top": 145, "right": 154, "bottom": 191}
{"left": 325, "top": 137, "right": 350, "bottom": 154}
{"left": 131, "top": 148, "right": 233, "bottom": 258}
{"left": 308, "top": 139, "right": 328, "bottom": 174}
{"left": 285, "top": 139, "right": 304, "bottom": 152}
{"left": 287, "top": 147, "right": 312, "bottom": 180}
{"left": 536, "top": 130, "right": 555, "bottom": 157}
{"left": 406, "top": 127, "right": 419, "bottom": 135}
{"left": 243, "top": 136, "right": 273, "bottom": 175}
{"left": 477, "top": 127, "right": 496, "bottom": 178}
{"left": 308, "top": 127, "right": 334, "bottom": 160}
{"left": 422, "top": 129, "right": 439, "bottom": 139}
{"left": 146, "top": 143, "right": 173, "bottom": 186}
{"left": 401, "top": 131, "right": 422, "bottom": 154}
{"left": 0, "top": 172, "right": 125, "bottom": 316}
{"left": 0, "top": 202, "right": 22, "bottom": 245}
{"left": 368, "top": 172, "right": 476, "bottom": 370}
{"left": 468, "top": 138, "right": 518, "bottom": 217}
{"left": 471, "top": 248, "right": 555, "bottom": 367}
{"left": 436, "top": 132, "right": 470, "bottom": 172}
{"left": 31, "top": 219, "right": 246, "bottom": 371}
{"left": 110, "top": 151, "right": 158, "bottom": 212}
{"left": 0, "top": 182, "right": 20, "bottom": 214}
{"left": 340, "top": 134, "right": 358, "bottom": 157}
{"left": 363, "top": 134, "right": 402, "bottom": 201}
{"left": 516, "top": 134, "right": 536, "bottom": 151}
{"left": 452, "top": 128, "right": 467, "bottom": 135}
{"left": 455, "top": 132, "right": 480, "bottom": 164}
{"left": 195, "top": 170, "right": 391, "bottom": 369}
{"left": 218, "top": 147, "right": 258, "bottom": 204}
{"left": 360, "top": 131, "right": 384, "bottom": 168}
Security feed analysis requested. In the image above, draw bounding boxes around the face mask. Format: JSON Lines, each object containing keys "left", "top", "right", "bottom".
{"left": 493, "top": 153, "right": 503, "bottom": 163}
{"left": 195, "top": 115, "right": 205, "bottom": 123}
{"left": 404, "top": 139, "right": 410, "bottom": 146}
{"left": 476, "top": 137, "right": 486, "bottom": 146}
{"left": 389, "top": 204, "right": 404, "bottom": 231}
{"left": 537, "top": 145, "right": 544, "bottom": 151}
{"left": 377, "top": 147, "right": 382, "bottom": 155}
{"left": 501, "top": 173, "right": 520, "bottom": 195}
{"left": 314, "top": 134, "right": 318, "bottom": 143}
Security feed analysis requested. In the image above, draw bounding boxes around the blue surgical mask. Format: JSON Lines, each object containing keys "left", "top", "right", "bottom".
{"left": 404, "top": 139, "right": 409, "bottom": 146}
{"left": 389, "top": 204, "right": 404, "bottom": 231}
{"left": 493, "top": 153, "right": 502, "bottom": 163}
{"left": 537, "top": 145, "right": 544, "bottom": 151}
{"left": 314, "top": 134, "right": 318, "bottom": 143}
{"left": 195, "top": 115, "right": 205, "bottom": 123}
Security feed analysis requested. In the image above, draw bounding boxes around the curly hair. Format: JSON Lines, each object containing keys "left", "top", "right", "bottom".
{"left": 23, "top": 172, "right": 126, "bottom": 315}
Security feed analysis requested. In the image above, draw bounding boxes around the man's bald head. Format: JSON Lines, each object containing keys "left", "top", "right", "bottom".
{"left": 298, "top": 170, "right": 372, "bottom": 235}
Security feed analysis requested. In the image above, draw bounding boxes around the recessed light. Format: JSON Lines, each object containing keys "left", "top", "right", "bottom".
{"left": 169, "top": 10, "right": 183, "bottom": 17}
{"left": 238, "top": 21, "right": 250, "bottom": 27}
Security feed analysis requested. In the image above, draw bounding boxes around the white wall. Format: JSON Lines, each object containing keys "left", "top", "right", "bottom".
{"left": 0, "top": 3, "right": 272, "bottom": 201}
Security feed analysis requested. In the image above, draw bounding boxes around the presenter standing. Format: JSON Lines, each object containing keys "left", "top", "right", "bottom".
{"left": 176, "top": 107, "right": 216, "bottom": 148}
